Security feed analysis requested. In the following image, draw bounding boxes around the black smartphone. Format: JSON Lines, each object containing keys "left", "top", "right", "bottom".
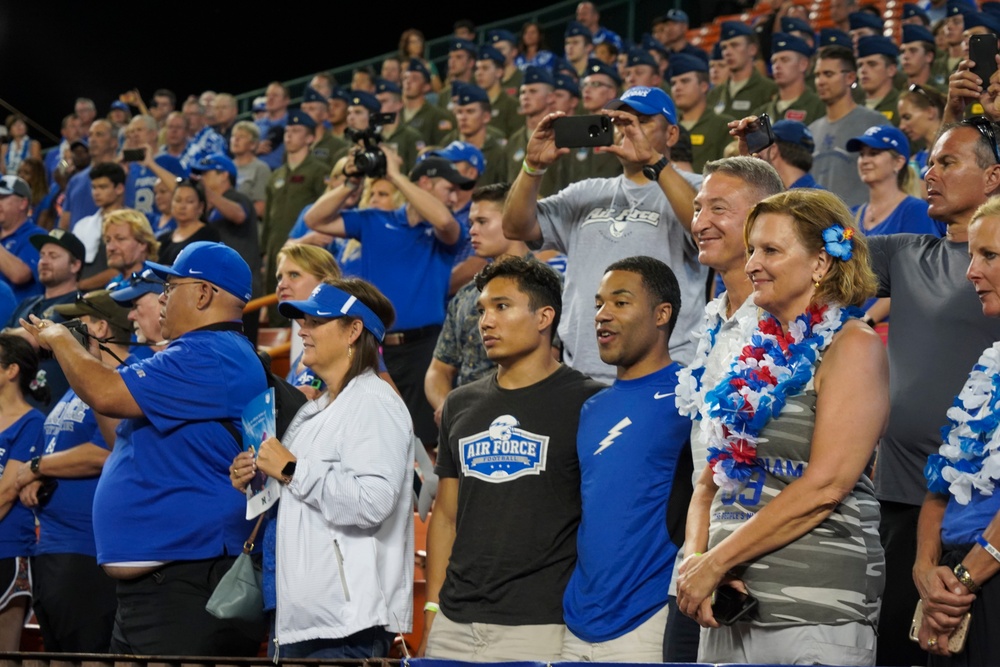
{"left": 554, "top": 114, "right": 614, "bottom": 149}
{"left": 711, "top": 585, "right": 759, "bottom": 626}
{"left": 122, "top": 148, "right": 146, "bottom": 162}
{"left": 970, "top": 34, "right": 999, "bottom": 86}
{"left": 745, "top": 113, "right": 775, "bottom": 155}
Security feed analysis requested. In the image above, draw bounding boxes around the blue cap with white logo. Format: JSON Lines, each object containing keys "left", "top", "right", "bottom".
{"left": 147, "top": 241, "right": 253, "bottom": 303}
{"left": 846, "top": 124, "right": 910, "bottom": 160}
{"left": 278, "top": 282, "right": 387, "bottom": 342}
{"left": 606, "top": 86, "right": 677, "bottom": 125}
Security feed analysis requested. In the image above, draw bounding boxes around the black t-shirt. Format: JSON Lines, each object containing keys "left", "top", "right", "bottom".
{"left": 156, "top": 224, "right": 221, "bottom": 265}
{"left": 435, "top": 365, "right": 604, "bottom": 625}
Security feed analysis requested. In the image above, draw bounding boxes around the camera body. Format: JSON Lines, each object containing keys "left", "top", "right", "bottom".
{"left": 62, "top": 318, "right": 89, "bottom": 347}
{"left": 345, "top": 112, "right": 397, "bottom": 178}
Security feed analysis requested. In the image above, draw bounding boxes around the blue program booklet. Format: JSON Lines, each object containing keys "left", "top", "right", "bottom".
{"left": 243, "top": 387, "right": 280, "bottom": 518}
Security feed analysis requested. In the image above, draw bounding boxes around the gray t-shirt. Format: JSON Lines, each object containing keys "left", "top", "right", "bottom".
{"left": 808, "top": 106, "right": 888, "bottom": 209}
{"left": 536, "top": 173, "right": 708, "bottom": 383}
{"left": 236, "top": 158, "right": 272, "bottom": 206}
{"left": 869, "top": 234, "right": 1000, "bottom": 506}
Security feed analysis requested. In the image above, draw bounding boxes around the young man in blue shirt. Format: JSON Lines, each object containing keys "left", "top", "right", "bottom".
{"left": 562, "top": 255, "right": 693, "bottom": 660}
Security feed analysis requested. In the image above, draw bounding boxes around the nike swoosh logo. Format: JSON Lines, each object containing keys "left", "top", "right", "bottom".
{"left": 654, "top": 392, "right": 674, "bottom": 399}
{"left": 189, "top": 270, "right": 203, "bottom": 275}
{"left": 316, "top": 311, "right": 333, "bottom": 316}
{"left": 384, "top": 223, "right": 400, "bottom": 230}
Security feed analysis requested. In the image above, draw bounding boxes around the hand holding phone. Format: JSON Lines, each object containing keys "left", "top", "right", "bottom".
{"left": 744, "top": 113, "right": 775, "bottom": 155}
{"left": 711, "top": 584, "right": 758, "bottom": 625}
{"left": 554, "top": 114, "right": 614, "bottom": 149}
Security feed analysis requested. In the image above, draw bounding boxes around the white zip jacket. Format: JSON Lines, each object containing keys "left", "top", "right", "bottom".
{"left": 275, "top": 369, "right": 414, "bottom": 646}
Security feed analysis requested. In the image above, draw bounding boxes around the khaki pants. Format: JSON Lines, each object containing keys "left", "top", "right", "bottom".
{"left": 560, "top": 602, "right": 669, "bottom": 662}
{"left": 426, "top": 609, "right": 565, "bottom": 662}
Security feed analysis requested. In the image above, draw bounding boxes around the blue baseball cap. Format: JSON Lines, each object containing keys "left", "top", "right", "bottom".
{"left": 190, "top": 153, "right": 237, "bottom": 181}
{"left": 429, "top": 140, "right": 486, "bottom": 174}
{"left": 406, "top": 58, "right": 432, "bottom": 82}
{"left": 154, "top": 154, "right": 189, "bottom": 179}
{"left": 147, "top": 241, "right": 253, "bottom": 303}
{"left": 554, "top": 73, "right": 581, "bottom": 97}
{"left": 488, "top": 29, "right": 517, "bottom": 45}
{"left": 664, "top": 8, "right": 689, "bottom": 23}
{"left": 287, "top": 108, "right": 317, "bottom": 130}
{"left": 669, "top": 53, "right": 709, "bottom": 77}
{"left": 606, "top": 86, "right": 677, "bottom": 125}
{"left": 903, "top": 3, "right": 931, "bottom": 23}
{"left": 846, "top": 124, "right": 911, "bottom": 159}
{"left": 772, "top": 32, "right": 814, "bottom": 57}
{"left": 584, "top": 58, "right": 622, "bottom": 86}
{"left": 772, "top": 120, "right": 815, "bottom": 151}
{"left": 849, "top": 11, "right": 884, "bottom": 31}
{"left": 301, "top": 85, "right": 328, "bottom": 104}
{"left": 857, "top": 35, "right": 900, "bottom": 58}
{"left": 626, "top": 47, "right": 659, "bottom": 69}
{"left": 565, "top": 20, "right": 593, "bottom": 42}
{"left": 720, "top": 21, "right": 754, "bottom": 41}
{"left": 278, "top": 283, "right": 386, "bottom": 342}
{"left": 523, "top": 65, "right": 556, "bottom": 86}
{"left": 780, "top": 16, "right": 815, "bottom": 38}
{"left": 348, "top": 90, "right": 381, "bottom": 114}
{"left": 452, "top": 82, "right": 490, "bottom": 106}
{"left": 902, "top": 24, "right": 936, "bottom": 45}
{"left": 251, "top": 96, "right": 267, "bottom": 112}
{"left": 478, "top": 44, "right": 506, "bottom": 66}
{"left": 818, "top": 28, "right": 852, "bottom": 46}
{"left": 375, "top": 78, "right": 401, "bottom": 96}
{"left": 110, "top": 266, "right": 165, "bottom": 305}
{"left": 450, "top": 38, "right": 478, "bottom": 56}
{"left": 110, "top": 100, "right": 130, "bottom": 112}
{"left": 409, "top": 156, "right": 476, "bottom": 189}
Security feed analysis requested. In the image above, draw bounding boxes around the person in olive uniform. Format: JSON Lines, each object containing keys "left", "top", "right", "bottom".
{"left": 437, "top": 38, "right": 478, "bottom": 112}
{"left": 375, "top": 79, "right": 426, "bottom": 175}
{"left": 568, "top": 59, "right": 623, "bottom": 182}
{"left": 856, "top": 36, "right": 903, "bottom": 126}
{"left": 301, "top": 86, "right": 348, "bottom": 168}
{"left": 755, "top": 33, "right": 826, "bottom": 126}
{"left": 262, "top": 109, "right": 328, "bottom": 305}
{"left": 670, "top": 54, "right": 735, "bottom": 173}
{"left": 402, "top": 59, "right": 456, "bottom": 147}
{"left": 707, "top": 22, "right": 778, "bottom": 118}
{"left": 440, "top": 83, "right": 508, "bottom": 187}
{"left": 475, "top": 44, "right": 522, "bottom": 139}
{"left": 488, "top": 30, "right": 524, "bottom": 98}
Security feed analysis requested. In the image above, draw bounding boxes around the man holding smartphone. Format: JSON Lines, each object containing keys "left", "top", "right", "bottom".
{"left": 503, "top": 86, "right": 706, "bottom": 383}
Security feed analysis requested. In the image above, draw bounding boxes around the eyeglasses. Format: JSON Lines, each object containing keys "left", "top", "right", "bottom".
{"left": 163, "top": 280, "right": 219, "bottom": 296}
{"left": 962, "top": 116, "right": 1000, "bottom": 164}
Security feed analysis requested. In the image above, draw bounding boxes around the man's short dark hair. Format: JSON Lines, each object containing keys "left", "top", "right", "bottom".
{"left": 153, "top": 89, "right": 176, "bottom": 107}
{"left": 471, "top": 182, "right": 511, "bottom": 205}
{"left": 947, "top": 119, "right": 1000, "bottom": 170}
{"left": 475, "top": 255, "right": 562, "bottom": 338}
{"left": 604, "top": 255, "right": 681, "bottom": 337}
{"left": 455, "top": 19, "right": 476, "bottom": 33}
{"left": 776, "top": 139, "right": 814, "bottom": 171}
{"left": 90, "top": 161, "right": 126, "bottom": 186}
{"left": 817, "top": 44, "right": 856, "bottom": 71}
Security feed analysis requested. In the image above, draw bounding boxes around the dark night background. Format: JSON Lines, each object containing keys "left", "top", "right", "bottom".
{"left": 0, "top": 0, "right": 584, "bottom": 148}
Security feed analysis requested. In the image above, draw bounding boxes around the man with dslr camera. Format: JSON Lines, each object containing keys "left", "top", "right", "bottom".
{"left": 304, "top": 145, "right": 470, "bottom": 447}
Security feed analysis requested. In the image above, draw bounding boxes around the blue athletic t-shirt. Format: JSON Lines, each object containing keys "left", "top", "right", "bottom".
{"left": 342, "top": 206, "right": 466, "bottom": 331}
{"left": 1, "top": 221, "right": 46, "bottom": 303}
{"left": 92, "top": 328, "right": 267, "bottom": 564}
{"left": 32, "top": 388, "right": 109, "bottom": 557}
{"left": 0, "top": 410, "right": 44, "bottom": 559}
{"left": 564, "top": 363, "right": 691, "bottom": 642}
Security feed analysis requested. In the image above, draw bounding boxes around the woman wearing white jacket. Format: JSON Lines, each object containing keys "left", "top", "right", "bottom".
{"left": 232, "top": 278, "right": 413, "bottom": 659}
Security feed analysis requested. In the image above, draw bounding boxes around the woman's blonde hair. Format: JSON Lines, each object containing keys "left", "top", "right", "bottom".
{"left": 971, "top": 196, "right": 1000, "bottom": 228}
{"left": 744, "top": 189, "right": 878, "bottom": 307}
{"left": 276, "top": 243, "right": 341, "bottom": 283}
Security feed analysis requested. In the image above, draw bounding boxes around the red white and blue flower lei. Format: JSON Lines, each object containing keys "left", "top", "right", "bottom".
{"left": 702, "top": 303, "right": 861, "bottom": 493}
{"left": 926, "top": 342, "right": 1000, "bottom": 505}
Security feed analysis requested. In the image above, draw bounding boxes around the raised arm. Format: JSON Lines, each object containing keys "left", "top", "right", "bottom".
{"left": 503, "top": 112, "right": 569, "bottom": 243}
{"left": 382, "top": 144, "right": 460, "bottom": 245}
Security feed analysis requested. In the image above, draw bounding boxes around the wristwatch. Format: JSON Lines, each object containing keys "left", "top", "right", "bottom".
{"left": 29, "top": 456, "right": 42, "bottom": 475}
{"left": 642, "top": 156, "right": 670, "bottom": 181}
{"left": 280, "top": 460, "right": 297, "bottom": 484}
{"left": 954, "top": 563, "right": 981, "bottom": 593}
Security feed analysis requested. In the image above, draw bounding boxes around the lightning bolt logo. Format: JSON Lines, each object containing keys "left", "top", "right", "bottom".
{"left": 594, "top": 417, "right": 632, "bottom": 455}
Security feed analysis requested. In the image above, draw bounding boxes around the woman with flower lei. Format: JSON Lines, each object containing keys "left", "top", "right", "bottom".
{"left": 915, "top": 198, "right": 1000, "bottom": 664}
{"left": 675, "top": 189, "right": 889, "bottom": 665}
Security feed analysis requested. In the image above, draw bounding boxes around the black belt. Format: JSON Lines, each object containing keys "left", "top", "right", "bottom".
{"left": 382, "top": 325, "right": 440, "bottom": 346}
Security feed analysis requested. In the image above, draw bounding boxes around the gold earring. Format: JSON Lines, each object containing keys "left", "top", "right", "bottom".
{"left": 347, "top": 345, "right": 354, "bottom": 360}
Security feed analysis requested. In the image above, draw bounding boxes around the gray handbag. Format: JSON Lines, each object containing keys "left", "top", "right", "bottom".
{"left": 206, "top": 515, "right": 265, "bottom": 623}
